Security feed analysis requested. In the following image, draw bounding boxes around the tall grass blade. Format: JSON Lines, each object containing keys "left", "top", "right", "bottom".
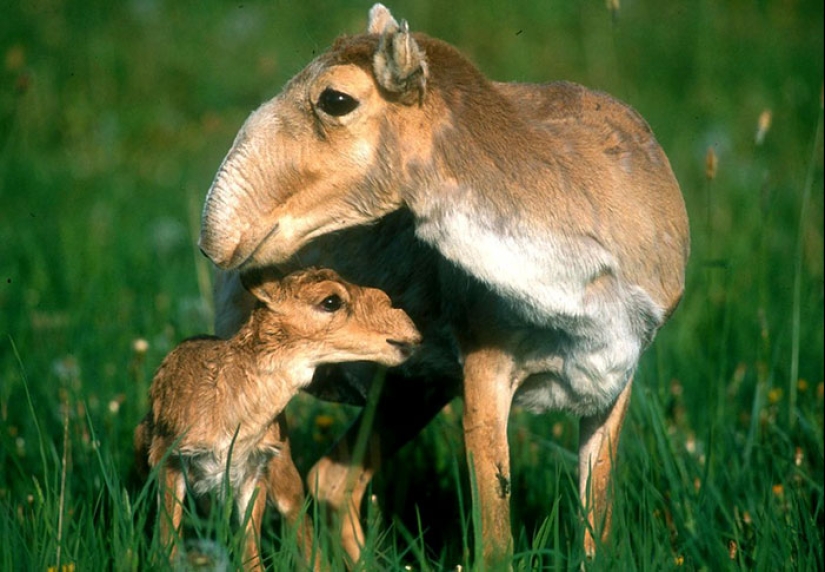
{"left": 789, "top": 100, "right": 824, "bottom": 429}
{"left": 54, "top": 405, "right": 70, "bottom": 572}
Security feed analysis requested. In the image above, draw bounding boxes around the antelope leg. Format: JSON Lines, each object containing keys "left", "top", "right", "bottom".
{"left": 578, "top": 377, "right": 633, "bottom": 558}
{"left": 461, "top": 346, "right": 516, "bottom": 571}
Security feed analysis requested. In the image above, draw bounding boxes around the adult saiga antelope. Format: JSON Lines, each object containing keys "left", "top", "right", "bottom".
{"left": 199, "top": 4, "right": 689, "bottom": 567}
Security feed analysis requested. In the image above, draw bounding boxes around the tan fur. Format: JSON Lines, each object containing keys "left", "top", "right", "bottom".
{"left": 199, "top": 4, "right": 689, "bottom": 568}
{"left": 134, "top": 268, "right": 420, "bottom": 571}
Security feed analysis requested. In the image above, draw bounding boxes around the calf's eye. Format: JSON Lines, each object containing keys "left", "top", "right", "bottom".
{"left": 317, "top": 88, "right": 359, "bottom": 117}
{"left": 320, "top": 294, "right": 343, "bottom": 312}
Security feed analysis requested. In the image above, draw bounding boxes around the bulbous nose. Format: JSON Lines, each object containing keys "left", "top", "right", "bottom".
{"left": 198, "top": 232, "right": 236, "bottom": 269}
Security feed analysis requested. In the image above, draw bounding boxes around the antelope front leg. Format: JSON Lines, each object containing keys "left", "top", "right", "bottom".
{"left": 578, "top": 377, "right": 633, "bottom": 558}
{"left": 159, "top": 465, "right": 186, "bottom": 563}
{"left": 462, "top": 347, "right": 516, "bottom": 570}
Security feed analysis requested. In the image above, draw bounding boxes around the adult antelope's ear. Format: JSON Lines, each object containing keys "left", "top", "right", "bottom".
{"left": 368, "top": 3, "right": 400, "bottom": 34}
{"left": 370, "top": 6, "right": 428, "bottom": 106}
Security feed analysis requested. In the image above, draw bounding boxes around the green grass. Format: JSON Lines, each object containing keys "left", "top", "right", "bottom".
{"left": 1, "top": 1, "right": 823, "bottom": 570}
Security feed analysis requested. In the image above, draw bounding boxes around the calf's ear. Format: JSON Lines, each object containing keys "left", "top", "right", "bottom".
{"left": 240, "top": 268, "right": 282, "bottom": 307}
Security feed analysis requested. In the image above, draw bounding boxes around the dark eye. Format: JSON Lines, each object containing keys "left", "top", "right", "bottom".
{"left": 317, "top": 88, "right": 359, "bottom": 117}
{"left": 320, "top": 294, "right": 343, "bottom": 312}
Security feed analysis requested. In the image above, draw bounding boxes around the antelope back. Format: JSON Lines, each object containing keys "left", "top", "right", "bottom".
{"left": 200, "top": 3, "right": 688, "bottom": 328}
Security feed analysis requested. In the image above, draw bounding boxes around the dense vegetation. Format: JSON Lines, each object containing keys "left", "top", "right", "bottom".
{"left": 1, "top": 1, "right": 822, "bottom": 569}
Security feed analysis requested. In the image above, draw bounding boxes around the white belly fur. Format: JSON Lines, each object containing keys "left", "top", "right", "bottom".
{"left": 417, "top": 206, "right": 663, "bottom": 416}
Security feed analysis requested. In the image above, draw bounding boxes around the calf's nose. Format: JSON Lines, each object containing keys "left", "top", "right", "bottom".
{"left": 386, "top": 338, "right": 421, "bottom": 359}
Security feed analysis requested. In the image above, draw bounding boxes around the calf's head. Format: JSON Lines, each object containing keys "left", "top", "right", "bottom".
{"left": 245, "top": 268, "right": 421, "bottom": 367}
{"left": 200, "top": 4, "right": 430, "bottom": 270}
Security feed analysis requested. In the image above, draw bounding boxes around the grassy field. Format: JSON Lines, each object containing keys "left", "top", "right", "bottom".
{"left": 1, "top": 1, "right": 823, "bottom": 570}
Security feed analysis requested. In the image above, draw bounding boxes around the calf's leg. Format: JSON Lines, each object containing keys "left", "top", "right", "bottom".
{"left": 159, "top": 465, "right": 186, "bottom": 563}
{"left": 307, "top": 373, "right": 459, "bottom": 566}
{"left": 264, "top": 414, "right": 320, "bottom": 570}
{"left": 237, "top": 481, "right": 267, "bottom": 572}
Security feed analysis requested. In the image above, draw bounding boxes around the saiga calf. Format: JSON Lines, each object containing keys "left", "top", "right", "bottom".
{"left": 134, "top": 269, "right": 420, "bottom": 570}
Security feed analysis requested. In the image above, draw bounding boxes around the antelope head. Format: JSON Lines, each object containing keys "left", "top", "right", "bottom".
{"left": 200, "top": 4, "right": 431, "bottom": 270}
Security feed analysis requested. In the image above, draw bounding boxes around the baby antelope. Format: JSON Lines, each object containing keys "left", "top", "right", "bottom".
{"left": 134, "top": 268, "right": 421, "bottom": 570}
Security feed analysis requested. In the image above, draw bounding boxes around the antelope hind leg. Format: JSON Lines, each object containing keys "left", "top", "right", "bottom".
{"left": 578, "top": 377, "right": 633, "bottom": 559}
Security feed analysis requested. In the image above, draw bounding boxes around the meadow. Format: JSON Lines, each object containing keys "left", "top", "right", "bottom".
{"left": 1, "top": 1, "right": 822, "bottom": 570}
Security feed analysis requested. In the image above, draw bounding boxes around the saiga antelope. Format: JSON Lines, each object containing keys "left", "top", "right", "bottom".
{"left": 198, "top": 4, "right": 689, "bottom": 568}
{"left": 134, "top": 269, "right": 421, "bottom": 570}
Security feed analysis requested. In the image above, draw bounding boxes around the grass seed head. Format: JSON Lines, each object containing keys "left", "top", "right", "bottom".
{"left": 705, "top": 147, "right": 718, "bottom": 181}
{"left": 132, "top": 338, "right": 149, "bottom": 355}
{"left": 755, "top": 109, "right": 772, "bottom": 145}
{"left": 606, "top": 0, "right": 620, "bottom": 21}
